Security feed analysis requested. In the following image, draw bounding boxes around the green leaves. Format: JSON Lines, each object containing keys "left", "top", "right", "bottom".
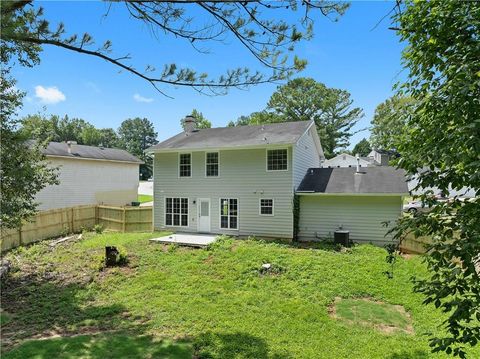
{"left": 391, "top": 1, "right": 480, "bottom": 355}
{"left": 2, "top": 1, "right": 348, "bottom": 96}
{"left": 0, "top": 69, "right": 59, "bottom": 229}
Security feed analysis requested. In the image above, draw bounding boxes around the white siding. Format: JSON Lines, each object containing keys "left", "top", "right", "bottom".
{"left": 35, "top": 157, "right": 139, "bottom": 210}
{"left": 298, "top": 195, "right": 402, "bottom": 245}
{"left": 153, "top": 148, "right": 294, "bottom": 238}
{"left": 322, "top": 154, "right": 371, "bottom": 168}
{"left": 293, "top": 128, "right": 321, "bottom": 189}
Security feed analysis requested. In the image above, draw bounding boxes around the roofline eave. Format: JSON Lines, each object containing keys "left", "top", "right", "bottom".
{"left": 295, "top": 192, "right": 408, "bottom": 196}
{"left": 45, "top": 154, "right": 144, "bottom": 165}
{"left": 146, "top": 142, "right": 295, "bottom": 154}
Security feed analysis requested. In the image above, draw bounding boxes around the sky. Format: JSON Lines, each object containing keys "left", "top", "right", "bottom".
{"left": 13, "top": 1, "right": 405, "bottom": 148}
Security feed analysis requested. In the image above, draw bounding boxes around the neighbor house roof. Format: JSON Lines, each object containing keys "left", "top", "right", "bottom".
{"left": 147, "top": 120, "right": 318, "bottom": 152}
{"left": 41, "top": 142, "right": 143, "bottom": 164}
{"left": 322, "top": 153, "right": 372, "bottom": 167}
{"left": 297, "top": 167, "right": 408, "bottom": 195}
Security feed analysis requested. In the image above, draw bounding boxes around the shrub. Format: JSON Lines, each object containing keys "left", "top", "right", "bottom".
{"left": 94, "top": 224, "right": 103, "bottom": 234}
{"left": 116, "top": 245, "right": 128, "bottom": 265}
{"left": 206, "top": 235, "right": 234, "bottom": 251}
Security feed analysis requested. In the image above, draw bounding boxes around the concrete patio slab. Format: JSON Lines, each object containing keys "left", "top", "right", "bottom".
{"left": 149, "top": 233, "right": 217, "bottom": 248}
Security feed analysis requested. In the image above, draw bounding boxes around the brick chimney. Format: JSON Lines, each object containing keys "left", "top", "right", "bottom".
{"left": 183, "top": 115, "right": 197, "bottom": 133}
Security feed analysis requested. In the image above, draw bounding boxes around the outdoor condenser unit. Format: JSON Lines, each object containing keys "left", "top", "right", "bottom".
{"left": 334, "top": 230, "right": 351, "bottom": 247}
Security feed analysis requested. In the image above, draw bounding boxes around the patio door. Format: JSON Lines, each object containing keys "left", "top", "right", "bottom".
{"left": 197, "top": 198, "right": 211, "bottom": 233}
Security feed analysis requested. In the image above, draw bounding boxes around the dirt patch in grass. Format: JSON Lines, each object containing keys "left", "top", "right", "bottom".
{"left": 329, "top": 297, "right": 414, "bottom": 335}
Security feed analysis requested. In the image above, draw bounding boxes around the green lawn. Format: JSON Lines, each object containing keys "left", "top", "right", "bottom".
{"left": 137, "top": 194, "right": 153, "bottom": 203}
{"left": 1, "top": 232, "right": 478, "bottom": 358}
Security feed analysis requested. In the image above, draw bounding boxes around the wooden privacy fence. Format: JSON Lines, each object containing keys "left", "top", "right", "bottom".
{"left": 1, "top": 204, "right": 152, "bottom": 252}
{"left": 97, "top": 205, "right": 152, "bottom": 232}
{"left": 399, "top": 234, "right": 431, "bottom": 254}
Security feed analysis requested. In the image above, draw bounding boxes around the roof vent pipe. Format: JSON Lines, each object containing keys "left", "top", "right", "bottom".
{"left": 183, "top": 115, "right": 197, "bottom": 133}
{"left": 66, "top": 141, "right": 76, "bottom": 154}
{"left": 355, "top": 153, "right": 360, "bottom": 173}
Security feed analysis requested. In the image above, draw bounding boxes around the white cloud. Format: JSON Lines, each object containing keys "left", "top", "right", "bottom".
{"left": 34, "top": 85, "right": 66, "bottom": 104}
{"left": 133, "top": 93, "right": 154, "bottom": 103}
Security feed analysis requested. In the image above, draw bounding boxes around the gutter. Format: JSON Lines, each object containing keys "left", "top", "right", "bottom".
{"left": 295, "top": 192, "right": 408, "bottom": 197}
{"left": 46, "top": 155, "right": 144, "bottom": 165}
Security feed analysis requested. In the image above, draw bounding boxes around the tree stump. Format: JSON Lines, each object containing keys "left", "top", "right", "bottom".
{"left": 105, "top": 246, "right": 119, "bottom": 267}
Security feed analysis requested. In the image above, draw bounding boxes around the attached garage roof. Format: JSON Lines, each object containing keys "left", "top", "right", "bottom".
{"left": 297, "top": 167, "right": 408, "bottom": 195}
{"left": 41, "top": 142, "right": 143, "bottom": 164}
{"left": 147, "top": 120, "right": 314, "bottom": 151}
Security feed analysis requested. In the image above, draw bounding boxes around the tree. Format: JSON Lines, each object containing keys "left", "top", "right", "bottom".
{"left": 98, "top": 128, "right": 119, "bottom": 148}
{"left": 370, "top": 95, "right": 416, "bottom": 150}
{"left": 352, "top": 138, "right": 371, "bottom": 157}
{"left": 181, "top": 109, "right": 211, "bottom": 130}
{"left": 229, "top": 79, "right": 363, "bottom": 157}
{"left": 228, "top": 111, "right": 282, "bottom": 127}
{"left": 19, "top": 114, "right": 59, "bottom": 142}
{"left": 118, "top": 118, "right": 158, "bottom": 180}
{"left": 390, "top": 1, "right": 480, "bottom": 357}
{"left": 1, "top": 1, "right": 348, "bottom": 96}
{"left": 57, "top": 115, "right": 89, "bottom": 143}
{"left": 0, "top": 68, "right": 58, "bottom": 229}
{"left": 80, "top": 124, "right": 103, "bottom": 146}
{"left": 20, "top": 114, "right": 120, "bottom": 147}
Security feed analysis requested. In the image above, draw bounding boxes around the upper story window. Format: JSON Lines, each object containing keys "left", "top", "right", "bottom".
{"left": 179, "top": 153, "right": 191, "bottom": 177}
{"left": 267, "top": 149, "right": 288, "bottom": 171}
{"left": 206, "top": 152, "right": 219, "bottom": 177}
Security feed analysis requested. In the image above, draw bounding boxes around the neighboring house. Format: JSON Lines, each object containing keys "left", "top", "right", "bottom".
{"left": 322, "top": 153, "right": 371, "bottom": 168}
{"left": 407, "top": 172, "right": 476, "bottom": 198}
{"left": 367, "top": 149, "right": 397, "bottom": 166}
{"left": 35, "top": 141, "right": 143, "bottom": 210}
{"left": 147, "top": 118, "right": 408, "bottom": 244}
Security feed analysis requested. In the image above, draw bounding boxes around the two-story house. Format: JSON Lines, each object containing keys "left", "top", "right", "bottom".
{"left": 147, "top": 118, "right": 322, "bottom": 239}
{"left": 147, "top": 117, "right": 408, "bottom": 245}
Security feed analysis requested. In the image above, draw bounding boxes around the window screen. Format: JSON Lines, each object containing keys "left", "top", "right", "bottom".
{"left": 206, "top": 152, "right": 219, "bottom": 177}
{"left": 179, "top": 154, "right": 191, "bottom": 177}
{"left": 260, "top": 199, "right": 274, "bottom": 215}
{"left": 267, "top": 149, "right": 288, "bottom": 171}
{"left": 165, "top": 198, "right": 188, "bottom": 226}
{"left": 220, "top": 198, "right": 238, "bottom": 229}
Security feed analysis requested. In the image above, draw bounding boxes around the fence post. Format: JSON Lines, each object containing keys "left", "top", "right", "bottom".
{"left": 122, "top": 207, "right": 126, "bottom": 233}
{"left": 18, "top": 225, "right": 23, "bottom": 246}
{"left": 71, "top": 207, "right": 74, "bottom": 233}
{"left": 95, "top": 205, "right": 99, "bottom": 226}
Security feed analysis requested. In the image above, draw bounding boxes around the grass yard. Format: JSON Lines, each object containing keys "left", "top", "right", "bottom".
{"left": 1, "top": 232, "right": 478, "bottom": 358}
{"left": 138, "top": 194, "right": 153, "bottom": 203}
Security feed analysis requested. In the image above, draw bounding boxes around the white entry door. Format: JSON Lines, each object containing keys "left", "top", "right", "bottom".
{"left": 197, "top": 198, "right": 211, "bottom": 233}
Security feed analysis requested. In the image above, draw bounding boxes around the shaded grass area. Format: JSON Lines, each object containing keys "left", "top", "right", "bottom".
{"left": 2, "top": 233, "right": 478, "bottom": 358}
{"left": 4, "top": 334, "right": 193, "bottom": 359}
{"left": 137, "top": 194, "right": 153, "bottom": 203}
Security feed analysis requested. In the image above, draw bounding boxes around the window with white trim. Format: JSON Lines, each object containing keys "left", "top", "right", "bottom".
{"left": 179, "top": 153, "right": 191, "bottom": 177}
{"left": 260, "top": 199, "right": 274, "bottom": 216}
{"left": 220, "top": 198, "right": 238, "bottom": 229}
{"left": 206, "top": 152, "right": 219, "bottom": 177}
{"left": 267, "top": 149, "right": 288, "bottom": 171}
{"left": 165, "top": 198, "right": 188, "bottom": 226}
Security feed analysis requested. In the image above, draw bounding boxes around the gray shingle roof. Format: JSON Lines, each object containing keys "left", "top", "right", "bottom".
{"left": 41, "top": 142, "right": 143, "bottom": 164}
{"left": 297, "top": 167, "right": 408, "bottom": 194}
{"left": 148, "top": 120, "right": 313, "bottom": 151}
